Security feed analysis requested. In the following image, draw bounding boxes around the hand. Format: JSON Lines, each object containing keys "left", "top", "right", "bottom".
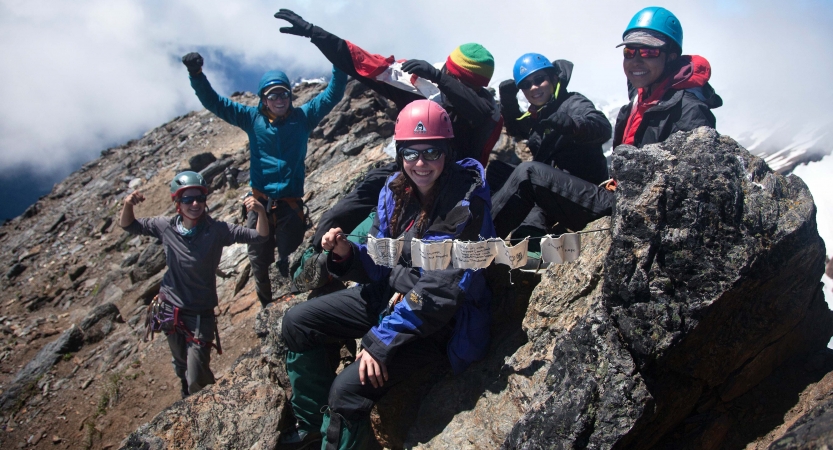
{"left": 542, "top": 112, "right": 576, "bottom": 135}
{"left": 321, "top": 227, "right": 351, "bottom": 259}
{"left": 356, "top": 349, "right": 388, "bottom": 388}
{"left": 181, "top": 52, "right": 203, "bottom": 76}
{"left": 274, "top": 9, "right": 313, "bottom": 37}
{"left": 498, "top": 79, "right": 519, "bottom": 102}
{"left": 401, "top": 59, "right": 442, "bottom": 83}
{"left": 243, "top": 196, "right": 265, "bottom": 215}
{"left": 125, "top": 191, "right": 145, "bottom": 206}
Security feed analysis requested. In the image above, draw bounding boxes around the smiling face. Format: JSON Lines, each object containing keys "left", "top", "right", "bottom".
{"left": 520, "top": 72, "right": 555, "bottom": 107}
{"left": 265, "top": 92, "right": 291, "bottom": 117}
{"left": 623, "top": 46, "right": 677, "bottom": 90}
{"left": 177, "top": 187, "right": 206, "bottom": 222}
{"left": 401, "top": 143, "right": 446, "bottom": 198}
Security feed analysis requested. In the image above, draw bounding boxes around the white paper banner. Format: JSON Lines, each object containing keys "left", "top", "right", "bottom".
{"left": 366, "top": 236, "right": 404, "bottom": 268}
{"left": 540, "top": 233, "right": 581, "bottom": 264}
{"left": 491, "top": 238, "right": 529, "bottom": 269}
{"left": 452, "top": 240, "right": 497, "bottom": 270}
{"left": 376, "top": 62, "right": 442, "bottom": 100}
{"left": 411, "top": 239, "right": 453, "bottom": 270}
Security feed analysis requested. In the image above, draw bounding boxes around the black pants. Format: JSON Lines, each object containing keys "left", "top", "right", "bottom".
{"left": 491, "top": 161, "right": 615, "bottom": 238}
{"left": 281, "top": 282, "right": 447, "bottom": 425}
{"left": 311, "top": 162, "right": 398, "bottom": 251}
{"left": 247, "top": 198, "right": 306, "bottom": 304}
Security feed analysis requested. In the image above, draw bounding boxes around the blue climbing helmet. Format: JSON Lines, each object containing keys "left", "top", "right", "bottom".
{"left": 623, "top": 7, "right": 683, "bottom": 51}
{"left": 512, "top": 53, "right": 554, "bottom": 87}
{"left": 258, "top": 70, "right": 291, "bottom": 97}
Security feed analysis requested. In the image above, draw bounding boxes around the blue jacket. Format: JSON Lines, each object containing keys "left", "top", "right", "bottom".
{"left": 329, "top": 158, "right": 496, "bottom": 374}
{"left": 189, "top": 66, "right": 347, "bottom": 198}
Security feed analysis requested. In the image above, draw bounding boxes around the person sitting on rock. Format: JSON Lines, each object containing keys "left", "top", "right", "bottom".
{"left": 277, "top": 101, "right": 495, "bottom": 449}
{"left": 180, "top": 51, "right": 347, "bottom": 307}
{"left": 119, "top": 171, "right": 269, "bottom": 398}
{"left": 491, "top": 54, "right": 612, "bottom": 243}
{"left": 491, "top": 6, "right": 723, "bottom": 245}
{"left": 274, "top": 9, "right": 503, "bottom": 292}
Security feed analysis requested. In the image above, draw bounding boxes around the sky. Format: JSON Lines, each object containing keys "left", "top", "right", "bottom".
{"left": 1, "top": 0, "right": 832, "bottom": 260}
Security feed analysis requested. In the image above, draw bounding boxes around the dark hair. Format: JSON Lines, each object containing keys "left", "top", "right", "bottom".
{"left": 387, "top": 161, "right": 450, "bottom": 238}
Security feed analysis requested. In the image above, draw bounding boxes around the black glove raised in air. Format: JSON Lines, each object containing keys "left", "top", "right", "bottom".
{"left": 181, "top": 52, "right": 204, "bottom": 76}
{"left": 274, "top": 9, "right": 313, "bottom": 37}
{"left": 498, "top": 79, "right": 519, "bottom": 103}
{"left": 401, "top": 59, "right": 442, "bottom": 83}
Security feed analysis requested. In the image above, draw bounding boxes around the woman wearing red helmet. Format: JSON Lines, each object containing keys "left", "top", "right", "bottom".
{"left": 278, "top": 100, "right": 495, "bottom": 449}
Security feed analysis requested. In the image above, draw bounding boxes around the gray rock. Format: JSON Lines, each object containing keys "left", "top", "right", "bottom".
{"left": 188, "top": 152, "right": 217, "bottom": 172}
{"left": 337, "top": 132, "right": 381, "bottom": 156}
{"left": 121, "top": 348, "right": 288, "bottom": 450}
{"left": 80, "top": 303, "right": 123, "bottom": 344}
{"left": 129, "top": 243, "right": 166, "bottom": 283}
{"left": 6, "top": 262, "right": 25, "bottom": 279}
{"left": 68, "top": 264, "right": 87, "bottom": 281}
{"left": 505, "top": 128, "right": 831, "bottom": 448}
{"left": 199, "top": 157, "right": 233, "bottom": 183}
{"left": 0, "top": 325, "right": 84, "bottom": 414}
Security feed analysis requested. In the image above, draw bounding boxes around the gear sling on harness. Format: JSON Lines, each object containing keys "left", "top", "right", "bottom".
{"left": 143, "top": 295, "right": 222, "bottom": 354}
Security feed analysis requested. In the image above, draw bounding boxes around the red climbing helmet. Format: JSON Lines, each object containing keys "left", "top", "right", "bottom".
{"left": 394, "top": 100, "right": 454, "bottom": 141}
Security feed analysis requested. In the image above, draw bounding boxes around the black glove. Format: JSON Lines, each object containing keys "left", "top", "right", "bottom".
{"left": 181, "top": 52, "right": 203, "bottom": 76}
{"left": 274, "top": 9, "right": 313, "bottom": 37}
{"left": 498, "top": 79, "right": 519, "bottom": 103}
{"left": 401, "top": 59, "right": 441, "bottom": 82}
{"left": 542, "top": 112, "right": 576, "bottom": 136}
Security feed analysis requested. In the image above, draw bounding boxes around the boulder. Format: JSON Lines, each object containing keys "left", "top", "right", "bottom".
{"left": 80, "top": 302, "right": 123, "bottom": 344}
{"left": 189, "top": 152, "right": 216, "bottom": 172}
{"left": 129, "top": 242, "right": 166, "bottom": 283}
{"left": 121, "top": 365, "right": 286, "bottom": 450}
{"left": 503, "top": 128, "right": 831, "bottom": 448}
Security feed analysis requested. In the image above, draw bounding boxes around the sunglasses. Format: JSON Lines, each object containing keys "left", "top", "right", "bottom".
{"left": 399, "top": 147, "right": 444, "bottom": 162}
{"left": 518, "top": 73, "right": 550, "bottom": 90}
{"left": 265, "top": 91, "right": 290, "bottom": 101}
{"left": 179, "top": 195, "right": 207, "bottom": 204}
{"left": 623, "top": 47, "right": 663, "bottom": 59}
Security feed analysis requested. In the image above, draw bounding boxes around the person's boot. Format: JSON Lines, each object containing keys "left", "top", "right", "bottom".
{"left": 292, "top": 246, "right": 331, "bottom": 293}
{"left": 277, "top": 258, "right": 290, "bottom": 278}
{"left": 179, "top": 378, "right": 189, "bottom": 399}
{"left": 277, "top": 425, "right": 322, "bottom": 450}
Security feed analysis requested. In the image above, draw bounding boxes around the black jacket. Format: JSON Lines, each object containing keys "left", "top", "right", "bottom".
{"left": 612, "top": 57, "right": 723, "bottom": 148}
{"left": 309, "top": 26, "right": 501, "bottom": 165}
{"left": 501, "top": 60, "right": 612, "bottom": 185}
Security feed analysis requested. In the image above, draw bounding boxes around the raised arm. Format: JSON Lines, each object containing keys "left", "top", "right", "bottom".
{"left": 119, "top": 190, "right": 145, "bottom": 228}
{"left": 275, "top": 9, "right": 422, "bottom": 110}
{"left": 182, "top": 52, "right": 256, "bottom": 131}
{"left": 301, "top": 65, "right": 347, "bottom": 128}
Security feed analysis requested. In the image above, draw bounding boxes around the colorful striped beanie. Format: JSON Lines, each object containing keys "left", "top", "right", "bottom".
{"left": 445, "top": 43, "right": 494, "bottom": 87}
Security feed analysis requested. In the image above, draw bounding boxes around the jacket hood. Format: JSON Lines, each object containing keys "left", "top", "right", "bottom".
{"left": 552, "top": 59, "right": 573, "bottom": 91}
{"left": 669, "top": 55, "right": 710, "bottom": 90}
{"left": 257, "top": 70, "right": 290, "bottom": 96}
{"left": 627, "top": 55, "right": 722, "bottom": 109}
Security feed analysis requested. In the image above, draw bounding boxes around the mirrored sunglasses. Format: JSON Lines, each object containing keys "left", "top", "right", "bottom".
{"left": 399, "top": 147, "right": 444, "bottom": 162}
{"left": 518, "top": 73, "right": 549, "bottom": 90}
{"left": 265, "top": 91, "right": 291, "bottom": 101}
{"left": 179, "top": 194, "right": 207, "bottom": 204}
{"left": 623, "top": 47, "right": 662, "bottom": 59}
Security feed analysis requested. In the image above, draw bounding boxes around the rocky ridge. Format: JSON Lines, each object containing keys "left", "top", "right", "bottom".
{"left": 0, "top": 76, "right": 831, "bottom": 449}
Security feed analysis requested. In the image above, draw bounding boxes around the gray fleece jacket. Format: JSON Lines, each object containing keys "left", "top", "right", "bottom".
{"left": 123, "top": 215, "right": 267, "bottom": 313}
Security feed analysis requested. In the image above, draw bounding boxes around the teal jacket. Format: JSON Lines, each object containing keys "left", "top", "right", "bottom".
{"left": 189, "top": 66, "right": 347, "bottom": 198}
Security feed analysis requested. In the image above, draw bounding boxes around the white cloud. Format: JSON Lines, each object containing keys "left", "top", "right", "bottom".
{"left": 1, "top": 0, "right": 832, "bottom": 222}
